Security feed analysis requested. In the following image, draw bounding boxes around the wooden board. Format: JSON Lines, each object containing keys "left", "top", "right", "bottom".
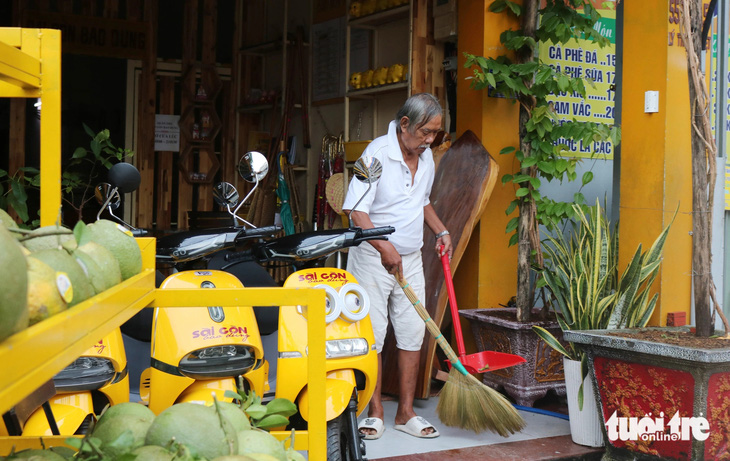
{"left": 380, "top": 130, "right": 500, "bottom": 399}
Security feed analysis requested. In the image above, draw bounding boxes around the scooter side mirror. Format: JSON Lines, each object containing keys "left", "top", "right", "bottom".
{"left": 229, "top": 151, "right": 269, "bottom": 228}
{"left": 95, "top": 162, "right": 141, "bottom": 229}
{"left": 347, "top": 156, "right": 383, "bottom": 227}
{"left": 352, "top": 155, "right": 383, "bottom": 183}
{"left": 213, "top": 182, "right": 240, "bottom": 208}
{"left": 94, "top": 183, "right": 121, "bottom": 210}
{"left": 108, "top": 162, "right": 141, "bottom": 194}
{"left": 237, "top": 151, "right": 269, "bottom": 183}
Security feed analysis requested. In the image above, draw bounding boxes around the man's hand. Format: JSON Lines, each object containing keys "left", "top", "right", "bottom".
{"left": 379, "top": 242, "right": 403, "bottom": 276}
{"left": 436, "top": 233, "right": 453, "bottom": 260}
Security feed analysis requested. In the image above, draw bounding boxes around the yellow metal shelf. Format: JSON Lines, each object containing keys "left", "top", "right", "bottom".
{"left": 0, "top": 238, "right": 157, "bottom": 416}
{"left": 0, "top": 27, "right": 328, "bottom": 460}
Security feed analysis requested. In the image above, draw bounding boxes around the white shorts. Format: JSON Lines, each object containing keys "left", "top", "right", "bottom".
{"left": 347, "top": 243, "right": 427, "bottom": 353}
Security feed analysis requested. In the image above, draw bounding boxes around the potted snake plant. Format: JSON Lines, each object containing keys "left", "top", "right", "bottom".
{"left": 532, "top": 199, "right": 673, "bottom": 447}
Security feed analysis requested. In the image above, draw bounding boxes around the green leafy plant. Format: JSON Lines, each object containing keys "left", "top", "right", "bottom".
{"left": 463, "top": 0, "right": 621, "bottom": 321}
{"left": 532, "top": 200, "right": 675, "bottom": 407}
{"left": 225, "top": 388, "right": 298, "bottom": 430}
{"left": 0, "top": 124, "right": 133, "bottom": 227}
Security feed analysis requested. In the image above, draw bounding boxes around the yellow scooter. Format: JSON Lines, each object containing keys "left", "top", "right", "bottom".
{"left": 222, "top": 155, "right": 391, "bottom": 461}
{"left": 21, "top": 331, "right": 130, "bottom": 435}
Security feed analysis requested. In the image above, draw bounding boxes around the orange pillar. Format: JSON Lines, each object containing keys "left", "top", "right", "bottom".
{"left": 619, "top": 2, "right": 693, "bottom": 325}
{"left": 455, "top": 0, "right": 520, "bottom": 310}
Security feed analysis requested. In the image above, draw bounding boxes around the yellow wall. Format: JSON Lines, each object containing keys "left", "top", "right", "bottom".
{"left": 619, "top": 2, "right": 693, "bottom": 325}
{"left": 454, "top": 2, "right": 697, "bottom": 326}
{"left": 455, "top": 0, "right": 521, "bottom": 311}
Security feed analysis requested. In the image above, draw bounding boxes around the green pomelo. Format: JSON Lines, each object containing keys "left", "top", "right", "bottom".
{"left": 46, "top": 447, "right": 76, "bottom": 460}
{"left": 92, "top": 416, "right": 155, "bottom": 458}
{"left": 212, "top": 456, "right": 257, "bottom": 461}
{"left": 245, "top": 454, "right": 282, "bottom": 461}
{"left": 0, "top": 225, "right": 28, "bottom": 341}
{"left": 71, "top": 248, "right": 106, "bottom": 294}
{"left": 97, "top": 402, "right": 156, "bottom": 423}
{"left": 0, "top": 209, "right": 18, "bottom": 230}
{"left": 129, "top": 445, "right": 176, "bottom": 461}
{"left": 217, "top": 401, "right": 251, "bottom": 432}
{"left": 7, "top": 449, "right": 66, "bottom": 461}
{"left": 77, "top": 242, "right": 122, "bottom": 290}
{"left": 237, "top": 430, "right": 286, "bottom": 461}
{"left": 26, "top": 256, "right": 68, "bottom": 325}
{"left": 145, "top": 403, "right": 238, "bottom": 460}
{"left": 30, "top": 249, "right": 94, "bottom": 307}
{"left": 21, "top": 225, "right": 76, "bottom": 252}
{"left": 80, "top": 220, "right": 141, "bottom": 280}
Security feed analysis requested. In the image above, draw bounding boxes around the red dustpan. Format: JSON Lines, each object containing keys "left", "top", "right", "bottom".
{"left": 440, "top": 247, "right": 526, "bottom": 374}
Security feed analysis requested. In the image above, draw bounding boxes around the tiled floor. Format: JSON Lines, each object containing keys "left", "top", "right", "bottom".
{"left": 361, "top": 395, "right": 603, "bottom": 461}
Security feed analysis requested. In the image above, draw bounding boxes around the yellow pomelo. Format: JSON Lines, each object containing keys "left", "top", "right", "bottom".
{"left": 77, "top": 241, "right": 122, "bottom": 290}
{"left": 21, "top": 225, "right": 77, "bottom": 252}
{"left": 80, "top": 220, "right": 141, "bottom": 280}
{"left": 0, "top": 224, "right": 28, "bottom": 341}
{"left": 26, "top": 256, "right": 68, "bottom": 325}
{"left": 30, "top": 249, "right": 94, "bottom": 307}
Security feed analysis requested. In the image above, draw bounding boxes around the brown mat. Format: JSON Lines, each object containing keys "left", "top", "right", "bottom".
{"left": 380, "top": 130, "right": 500, "bottom": 399}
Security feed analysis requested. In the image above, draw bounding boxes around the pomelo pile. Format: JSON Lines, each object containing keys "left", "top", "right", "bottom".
{"left": 4, "top": 401, "right": 306, "bottom": 461}
{"left": 0, "top": 212, "right": 143, "bottom": 343}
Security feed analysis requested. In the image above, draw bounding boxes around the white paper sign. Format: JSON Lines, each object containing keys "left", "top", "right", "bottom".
{"left": 155, "top": 114, "right": 180, "bottom": 152}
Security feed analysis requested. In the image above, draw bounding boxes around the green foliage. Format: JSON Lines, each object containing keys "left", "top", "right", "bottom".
{"left": 0, "top": 124, "right": 133, "bottom": 227}
{"left": 463, "top": 0, "right": 621, "bottom": 238}
{"left": 532, "top": 200, "right": 675, "bottom": 407}
{"left": 224, "top": 388, "right": 298, "bottom": 430}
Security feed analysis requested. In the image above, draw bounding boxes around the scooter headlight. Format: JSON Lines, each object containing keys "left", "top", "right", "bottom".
{"left": 325, "top": 338, "right": 369, "bottom": 358}
{"left": 179, "top": 345, "right": 256, "bottom": 379}
{"left": 315, "top": 284, "right": 342, "bottom": 324}
{"left": 338, "top": 283, "right": 370, "bottom": 322}
{"left": 54, "top": 357, "right": 116, "bottom": 392}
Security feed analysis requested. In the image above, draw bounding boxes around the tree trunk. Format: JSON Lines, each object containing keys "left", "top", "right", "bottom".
{"left": 686, "top": 0, "right": 713, "bottom": 336}
{"left": 515, "top": 0, "right": 538, "bottom": 322}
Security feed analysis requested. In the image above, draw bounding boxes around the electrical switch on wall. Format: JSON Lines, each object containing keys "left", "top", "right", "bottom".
{"left": 644, "top": 91, "right": 659, "bottom": 113}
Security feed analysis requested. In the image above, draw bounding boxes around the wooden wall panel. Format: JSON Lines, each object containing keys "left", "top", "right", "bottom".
{"left": 197, "top": 0, "right": 218, "bottom": 212}
{"left": 177, "top": 0, "right": 198, "bottom": 229}
{"left": 156, "top": 76, "right": 176, "bottom": 230}
{"left": 134, "top": 0, "right": 158, "bottom": 229}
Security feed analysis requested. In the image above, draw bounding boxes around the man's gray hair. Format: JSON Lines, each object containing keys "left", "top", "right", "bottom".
{"left": 396, "top": 93, "right": 442, "bottom": 134}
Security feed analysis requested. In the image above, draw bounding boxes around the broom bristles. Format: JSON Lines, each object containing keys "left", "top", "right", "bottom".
{"left": 436, "top": 367, "right": 525, "bottom": 436}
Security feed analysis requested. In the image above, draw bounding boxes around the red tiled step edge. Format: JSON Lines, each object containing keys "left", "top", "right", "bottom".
{"left": 373, "top": 435, "right": 604, "bottom": 461}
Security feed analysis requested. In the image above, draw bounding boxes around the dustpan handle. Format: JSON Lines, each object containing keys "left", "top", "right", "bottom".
{"left": 395, "top": 272, "right": 469, "bottom": 376}
{"left": 440, "top": 246, "right": 467, "bottom": 359}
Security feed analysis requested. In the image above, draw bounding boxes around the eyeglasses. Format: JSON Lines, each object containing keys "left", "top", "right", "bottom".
{"left": 417, "top": 127, "right": 438, "bottom": 139}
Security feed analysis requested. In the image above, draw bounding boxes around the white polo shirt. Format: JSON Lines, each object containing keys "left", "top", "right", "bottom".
{"left": 342, "top": 120, "right": 435, "bottom": 255}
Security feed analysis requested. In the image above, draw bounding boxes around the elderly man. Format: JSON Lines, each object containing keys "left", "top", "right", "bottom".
{"left": 343, "top": 93, "right": 452, "bottom": 440}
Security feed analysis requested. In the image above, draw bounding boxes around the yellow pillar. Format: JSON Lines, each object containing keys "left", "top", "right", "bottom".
{"left": 455, "top": 0, "right": 520, "bottom": 310}
{"left": 619, "top": 2, "right": 693, "bottom": 325}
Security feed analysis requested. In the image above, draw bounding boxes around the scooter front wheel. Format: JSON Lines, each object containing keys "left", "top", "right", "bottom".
{"left": 327, "top": 413, "right": 366, "bottom": 461}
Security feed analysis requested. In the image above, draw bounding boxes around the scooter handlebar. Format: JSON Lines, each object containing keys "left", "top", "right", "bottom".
{"left": 235, "top": 225, "right": 282, "bottom": 242}
{"left": 358, "top": 226, "right": 395, "bottom": 240}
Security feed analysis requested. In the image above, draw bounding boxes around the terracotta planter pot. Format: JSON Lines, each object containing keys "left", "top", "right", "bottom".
{"left": 566, "top": 328, "right": 730, "bottom": 460}
{"left": 459, "top": 307, "right": 566, "bottom": 406}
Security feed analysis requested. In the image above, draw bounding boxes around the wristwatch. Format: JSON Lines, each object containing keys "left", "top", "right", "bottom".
{"left": 435, "top": 230, "right": 450, "bottom": 239}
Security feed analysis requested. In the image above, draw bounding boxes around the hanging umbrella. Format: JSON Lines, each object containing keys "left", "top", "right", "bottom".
{"left": 276, "top": 151, "right": 295, "bottom": 236}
